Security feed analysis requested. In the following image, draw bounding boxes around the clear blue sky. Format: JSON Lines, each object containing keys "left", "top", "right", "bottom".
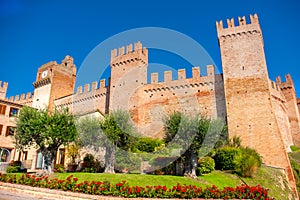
{"left": 1, "top": 0, "right": 299, "bottom": 97}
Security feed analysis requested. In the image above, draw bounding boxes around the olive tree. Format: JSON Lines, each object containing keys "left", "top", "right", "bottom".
{"left": 15, "top": 106, "right": 77, "bottom": 173}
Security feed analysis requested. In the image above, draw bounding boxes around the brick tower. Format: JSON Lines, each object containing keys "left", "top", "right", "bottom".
{"left": 277, "top": 75, "right": 300, "bottom": 145}
{"left": 32, "top": 55, "right": 76, "bottom": 111}
{"left": 109, "top": 41, "right": 148, "bottom": 112}
{"left": 217, "top": 14, "right": 297, "bottom": 195}
{"left": 0, "top": 81, "right": 8, "bottom": 100}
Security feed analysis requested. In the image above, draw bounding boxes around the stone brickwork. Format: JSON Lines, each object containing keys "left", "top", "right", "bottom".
{"left": 277, "top": 75, "right": 300, "bottom": 146}
{"left": 0, "top": 81, "right": 8, "bottom": 100}
{"left": 217, "top": 14, "right": 297, "bottom": 196}
{"left": 1, "top": 13, "right": 300, "bottom": 197}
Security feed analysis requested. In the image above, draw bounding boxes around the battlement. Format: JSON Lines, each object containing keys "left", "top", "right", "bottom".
{"left": 7, "top": 92, "right": 34, "bottom": 105}
{"left": 276, "top": 74, "right": 295, "bottom": 90}
{"left": 269, "top": 80, "right": 286, "bottom": 103}
{"left": 110, "top": 41, "right": 148, "bottom": 67}
{"left": 150, "top": 65, "right": 215, "bottom": 84}
{"left": 75, "top": 79, "right": 107, "bottom": 95}
{"left": 216, "top": 14, "right": 261, "bottom": 37}
{"left": 0, "top": 81, "right": 8, "bottom": 99}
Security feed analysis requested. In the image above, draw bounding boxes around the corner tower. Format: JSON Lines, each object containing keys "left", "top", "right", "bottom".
{"left": 109, "top": 42, "right": 148, "bottom": 111}
{"left": 32, "top": 55, "right": 76, "bottom": 110}
{"left": 217, "top": 14, "right": 297, "bottom": 195}
{"left": 0, "top": 81, "right": 8, "bottom": 100}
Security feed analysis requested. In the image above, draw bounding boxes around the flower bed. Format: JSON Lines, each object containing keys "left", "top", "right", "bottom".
{"left": 0, "top": 173, "right": 273, "bottom": 199}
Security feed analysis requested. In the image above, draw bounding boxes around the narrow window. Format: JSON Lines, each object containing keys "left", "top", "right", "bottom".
{"left": 0, "top": 124, "right": 3, "bottom": 135}
{"left": 0, "top": 104, "right": 6, "bottom": 115}
{"left": 9, "top": 107, "right": 19, "bottom": 117}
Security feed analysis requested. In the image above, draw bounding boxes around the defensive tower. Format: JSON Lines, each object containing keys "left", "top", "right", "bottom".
{"left": 109, "top": 41, "right": 148, "bottom": 111}
{"left": 32, "top": 55, "right": 76, "bottom": 110}
{"left": 0, "top": 81, "right": 8, "bottom": 100}
{"left": 217, "top": 14, "right": 297, "bottom": 195}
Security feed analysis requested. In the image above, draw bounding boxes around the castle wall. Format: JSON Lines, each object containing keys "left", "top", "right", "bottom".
{"left": 269, "top": 80, "right": 293, "bottom": 151}
{"left": 277, "top": 75, "right": 300, "bottom": 146}
{"left": 298, "top": 99, "right": 300, "bottom": 117}
{"left": 54, "top": 80, "right": 108, "bottom": 116}
{"left": 130, "top": 66, "right": 226, "bottom": 138}
{"left": 0, "top": 81, "right": 8, "bottom": 100}
{"left": 217, "top": 14, "right": 297, "bottom": 195}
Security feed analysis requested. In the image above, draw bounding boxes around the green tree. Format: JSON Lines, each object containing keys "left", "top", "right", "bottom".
{"left": 164, "top": 112, "right": 226, "bottom": 177}
{"left": 77, "top": 110, "right": 135, "bottom": 173}
{"left": 15, "top": 106, "right": 77, "bottom": 173}
{"left": 100, "top": 110, "right": 135, "bottom": 173}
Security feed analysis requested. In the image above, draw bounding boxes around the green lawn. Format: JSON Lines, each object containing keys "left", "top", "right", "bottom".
{"left": 53, "top": 166, "right": 294, "bottom": 199}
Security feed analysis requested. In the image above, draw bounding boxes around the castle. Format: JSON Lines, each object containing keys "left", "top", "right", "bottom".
{"left": 0, "top": 14, "right": 299, "bottom": 195}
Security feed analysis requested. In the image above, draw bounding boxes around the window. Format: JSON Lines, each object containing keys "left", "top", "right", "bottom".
{"left": 58, "top": 148, "right": 65, "bottom": 165}
{"left": 9, "top": 107, "right": 19, "bottom": 117}
{"left": 0, "top": 104, "right": 6, "bottom": 115}
{"left": 36, "top": 151, "right": 44, "bottom": 169}
{"left": 6, "top": 126, "right": 16, "bottom": 136}
{"left": 0, "top": 124, "right": 3, "bottom": 135}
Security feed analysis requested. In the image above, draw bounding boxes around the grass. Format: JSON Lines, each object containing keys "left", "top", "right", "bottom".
{"left": 10, "top": 166, "right": 294, "bottom": 199}
{"left": 53, "top": 166, "right": 295, "bottom": 199}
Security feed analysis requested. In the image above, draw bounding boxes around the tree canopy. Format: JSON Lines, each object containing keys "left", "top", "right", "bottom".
{"left": 15, "top": 106, "right": 77, "bottom": 173}
{"left": 164, "top": 111, "right": 227, "bottom": 177}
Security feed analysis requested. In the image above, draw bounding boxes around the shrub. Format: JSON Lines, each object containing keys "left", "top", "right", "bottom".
{"left": 197, "top": 156, "right": 215, "bottom": 175}
{"left": 214, "top": 146, "right": 241, "bottom": 170}
{"left": 6, "top": 166, "right": 20, "bottom": 173}
{"left": 234, "top": 147, "right": 262, "bottom": 178}
{"left": 291, "top": 145, "right": 300, "bottom": 152}
{"left": 133, "top": 137, "right": 163, "bottom": 152}
{"left": 54, "top": 164, "right": 65, "bottom": 173}
{"left": 9, "top": 160, "right": 22, "bottom": 167}
{"left": 83, "top": 153, "right": 94, "bottom": 162}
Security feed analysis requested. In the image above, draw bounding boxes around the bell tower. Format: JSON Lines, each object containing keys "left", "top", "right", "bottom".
{"left": 217, "top": 14, "right": 297, "bottom": 196}
{"left": 32, "top": 55, "right": 76, "bottom": 110}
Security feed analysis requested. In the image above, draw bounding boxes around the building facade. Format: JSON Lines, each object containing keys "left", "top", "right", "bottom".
{"left": 0, "top": 14, "right": 299, "bottom": 194}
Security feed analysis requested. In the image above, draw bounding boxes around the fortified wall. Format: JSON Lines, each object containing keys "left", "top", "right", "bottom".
{"left": 54, "top": 79, "right": 108, "bottom": 116}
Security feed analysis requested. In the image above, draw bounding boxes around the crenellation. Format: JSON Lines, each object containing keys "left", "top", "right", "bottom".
{"left": 77, "top": 86, "right": 82, "bottom": 94}
{"left": 238, "top": 16, "right": 246, "bottom": 26}
{"left": 216, "top": 14, "right": 261, "bottom": 38}
{"left": 0, "top": 81, "right": 8, "bottom": 99}
{"left": 118, "top": 46, "right": 125, "bottom": 56}
{"left": 134, "top": 41, "right": 142, "bottom": 50}
{"left": 126, "top": 44, "right": 133, "bottom": 53}
{"left": 100, "top": 79, "right": 106, "bottom": 88}
{"left": 110, "top": 41, "right": 148, "bottom": 67}
{"left": 164, "top": 71, "right": 172, "bottom": 82}
{"left": 84, "top": 84, "right": 90, "bottom": 93}
{"left": 227, "top": 18, "right": 235, "bottom": 28}
{"left": 192, "top": 67, "right": 200, "bottom": 78}
{"left": 92, "top": 81, "right": 98, "bottom": 90}
{"left": 250, "top": 13, "right": 259, "bottom": 24}
{"left": 178, "top": 69, "right": 186, "bottom": 80}
{"left": 20, "top": 94, "right": 25, "bottom": 100}
{"left": 151, "top": 73, "right": 158, "bottom": 83}
{"left": 207, "top": 65, "right": 215, "bottom": 76}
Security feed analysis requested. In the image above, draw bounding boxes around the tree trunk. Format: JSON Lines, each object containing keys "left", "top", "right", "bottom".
{"left": 104, "top": 144, "right": 115, "bottom": 173}
{"left": 42, "top": 149, "right": 56, "bottom": 174}
{"left": 183, "top": 151, "right": 197, "bottom": 178}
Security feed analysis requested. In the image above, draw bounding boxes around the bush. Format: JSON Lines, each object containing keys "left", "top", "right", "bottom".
{"left": 9, "top": 160, "right": 22, "bottom": 167}
{"left": 214, "top": 146, "right": 240, "bottom": 170}
{"left": 54, "top": 164, "right": 65, "bottom": 173}
{"left": 234, "top": 147, "right": 262, "bottom": 178}
{"left": 6, "top": 166, "right": 20, "bottom": 173}
{"left": 291, "top": 145, "right": 300, "bottom": 152}
{"left": 83, "top": 153, "right": 94, "bottom": 162}
{"left": 133, "top": 137, "right": 163, "bottom": 152}
{"left": 197, "top": 156, "right": 215, "bottom": 175}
